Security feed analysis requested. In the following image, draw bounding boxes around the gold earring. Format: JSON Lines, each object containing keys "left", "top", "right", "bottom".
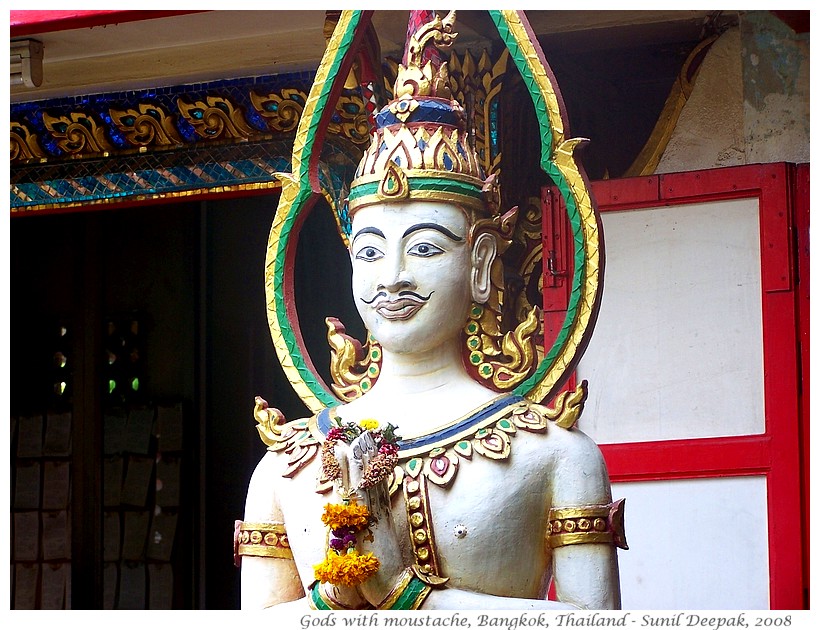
{"left": 463, "top": 303, "right": 496, "bottom": 381}
{"left": 463, "top": 301, "right": 540, "bottom": 391}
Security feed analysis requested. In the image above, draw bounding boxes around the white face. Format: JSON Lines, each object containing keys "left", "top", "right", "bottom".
{"left": 349, "top": 201, "right": 475, "bottom": 354}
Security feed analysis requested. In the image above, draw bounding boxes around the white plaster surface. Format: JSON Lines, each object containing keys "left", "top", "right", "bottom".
{"left": 656, "top": 28, "right": 745, "bottom": 174}
{"left": 612, "top": 476, "right": 770, "bottom": 609}
{"left": 656, "top": 19, "right": 809, "bottom": 174}
{"left": 577, "top": 198, "right": 765, "bottom": 444}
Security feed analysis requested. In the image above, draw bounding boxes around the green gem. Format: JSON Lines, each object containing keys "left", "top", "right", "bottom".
{"left": 371, "top": 349, "right": 380, "bottom": 359}
{"left": 131, "top": 377, "right": 140, "bottom": 391}
{"left": 361, "top": 379, "right": 370, "bottom": 390}
{"left": 471, "top": 305, "right": 483, "bottom": 317}
{"left": 499, "top": 419, "right": 511, "bottom": 429}
{"left": 468, "top": 337, "right": 479, "bottom": 348}
{"left": 480, "top": 364, "right": 493, "bottom": 376}
{"left": 368, "top": 365, "right": 378, "bottom": 375}
{"left": 407, "top": 458, "right": 421, "bottom": 472}
{"left": 470, "top": 352, "right": 482, "bottom": 365}
{"left": 457, "top": 441, "right": 469, "bottom": 450}
{"left": 108, "top": 380, "right": 116, "bottom": 394}
{"left": 466, "top": 322, "right": 478, "bottom": 334}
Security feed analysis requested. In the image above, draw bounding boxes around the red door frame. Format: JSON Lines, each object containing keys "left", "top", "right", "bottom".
{"left": 582, "top": 163, "right": 807, "bottom": 609}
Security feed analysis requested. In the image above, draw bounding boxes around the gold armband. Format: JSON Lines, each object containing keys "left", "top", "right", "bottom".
{"left": 236, "top": 521, "right": 294, "bottom": 559}
{"left": 546, "top": 499, "right": 628, "bottom": 550}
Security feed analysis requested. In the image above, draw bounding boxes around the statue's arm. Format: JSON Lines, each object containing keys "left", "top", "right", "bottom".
{"left": 547, "top": 428, "right": 623, "bottom": 609}
{"left": 240, "top": 451, "right": 305, "bottom": 609}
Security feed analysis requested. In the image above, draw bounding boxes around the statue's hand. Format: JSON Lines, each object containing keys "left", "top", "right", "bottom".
{"left": 344, "top": 433, "right": 406, "bottom": 607}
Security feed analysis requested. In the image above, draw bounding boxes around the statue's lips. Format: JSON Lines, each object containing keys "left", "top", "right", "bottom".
{"left": 374, "top": 297, "right": 427, "bottom": 320}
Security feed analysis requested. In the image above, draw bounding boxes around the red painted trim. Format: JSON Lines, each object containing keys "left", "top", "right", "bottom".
{"left": 590, "top": 176, "right": 659, "bottom": 209}
{"left": 591, "top": 164, "right": 805, "bottom": 609}
{"left": 793, "top": 163, "right": 810, "bottom": 605}
{"left": 10, "top": 10, "right": 206, "bottom": 37}
{"left": 602, "top": 435, "right": 771, "bottom": 483}
{"left": 541, "top": 186, "right": 572, "bottom": 352}
{"left": 792, "top": 164, "right": 811, "bottom": 607}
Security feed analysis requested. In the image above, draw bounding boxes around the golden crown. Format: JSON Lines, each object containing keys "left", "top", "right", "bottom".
{"left": 347, "top": 10, "right": 500, "bottom": 217}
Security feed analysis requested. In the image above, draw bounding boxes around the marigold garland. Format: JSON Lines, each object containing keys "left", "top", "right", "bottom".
{"left": 314, "top": 550, "right": 381, "bottom": 587}
{"left": 314, "top": 418, "right": 401, "bottom": 587}
{"left": 321, "top": 502, "right": 371, "bottom": 530}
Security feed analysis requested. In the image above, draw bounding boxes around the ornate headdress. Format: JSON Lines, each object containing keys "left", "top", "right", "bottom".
{"left": 346, "top": 10, "right": 500, "bottom": 218}
{"left": 265, "top": 10, "right": 604, "bottom": 414}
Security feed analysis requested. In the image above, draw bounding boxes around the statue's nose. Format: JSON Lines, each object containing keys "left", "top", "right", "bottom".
{"left": 379, "top": 276, "right": 413, "bottom": 292}
{"left": 378, "top": 259, "right": 414, "bottom": 292}
{"left": 373, "top": 246, "right": 413, "bottom": 293}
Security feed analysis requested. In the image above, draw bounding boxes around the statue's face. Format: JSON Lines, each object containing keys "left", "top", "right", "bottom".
{"left": 349, "top": 201, "right": 474, "bottom": 354}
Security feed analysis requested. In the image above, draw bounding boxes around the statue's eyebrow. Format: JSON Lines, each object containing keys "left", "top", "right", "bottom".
{"left": 351, "top": 226, "right": 386, "bottom": 242}
{"left": 402, "top": 222, "right": 464, "bottom": 241}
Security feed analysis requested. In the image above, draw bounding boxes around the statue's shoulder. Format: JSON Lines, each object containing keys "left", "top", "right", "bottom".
{"left": 510, "top": 382, "right": 589, "bottom": 433}
{"left": 251, "top": 396, "right": 324, "bottom": 479}
{"left": 504, "top": 384, "right": 602, "bottom": 468}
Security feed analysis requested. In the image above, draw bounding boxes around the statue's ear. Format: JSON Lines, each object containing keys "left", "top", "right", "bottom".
{"left": 471, "top": 231, "right": 497, "bottom": 304}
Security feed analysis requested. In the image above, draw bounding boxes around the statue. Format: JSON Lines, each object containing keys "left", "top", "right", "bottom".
{"left": 236, "top": 10, "right": 626, "bottom": 611}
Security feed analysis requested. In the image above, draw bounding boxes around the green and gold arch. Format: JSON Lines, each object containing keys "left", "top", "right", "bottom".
{"left": 265, "top": 10, "right": 604, "bottom": 413}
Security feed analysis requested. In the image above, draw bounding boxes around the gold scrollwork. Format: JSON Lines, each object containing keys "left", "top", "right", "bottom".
{"left": 42, "top": 111, "right": 114, "bottom": 155}
{"left": 327, "top": 95, "right": 371, "bottom": 145}
{"left": 109, "top": 103, "right": 183, "bottom": 148}
{"left": 326, "top": 317, "right": 383, "bottom": 401}
{"left": 542, "top": 381, "right": 588, "bottom": 430}
{"left": 464, "top": 302, "right": 539, "bottom": 391}
{"left": 508, "top": 196, "right": 545, "bottom": 327}
{"left": 10, "top": 121, "right": 47, "bottom": 162}
{"left": 250, "top": 88, "right": 306, "bottom": 134}
{"left": 177, "top": 95, "right": 256, "bottom": 141}
{"left": 253, "top": 396, "right": 285, "bottom": 446}
{"left": 447, "top": 48, "right": 508, "bottom": 179}
{"left": 394, "top": 10, "right": 457, "bottom": 101}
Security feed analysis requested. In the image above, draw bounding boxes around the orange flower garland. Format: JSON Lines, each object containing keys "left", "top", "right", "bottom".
{"left": 321, "top": 502, "right": 371, "bottom": 530}
{"left": 314, "top": 549, "right": 381, "bottom": 587}
{"left": 313, "top": 418, "right": 401, "bottom": 588}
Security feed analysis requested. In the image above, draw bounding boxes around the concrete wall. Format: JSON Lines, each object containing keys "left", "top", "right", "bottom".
{"left": 656, "top": 11, "right": 809, "bottom": 174}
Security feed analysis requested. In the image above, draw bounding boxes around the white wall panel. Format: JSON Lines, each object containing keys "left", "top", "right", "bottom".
{"left": 612, "top": 476, "right": 770, "bottom": 609}
{"left": 578, "top": 199, "right": 765, "bottom": 444}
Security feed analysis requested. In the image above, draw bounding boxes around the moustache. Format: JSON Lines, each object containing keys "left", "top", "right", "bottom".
{"left": 361, "top": 290, "right": 433, "bottom": 305}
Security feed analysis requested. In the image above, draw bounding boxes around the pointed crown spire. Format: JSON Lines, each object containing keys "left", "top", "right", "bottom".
{"left": 346, "top": 10, "right": 500, "bottom": 218}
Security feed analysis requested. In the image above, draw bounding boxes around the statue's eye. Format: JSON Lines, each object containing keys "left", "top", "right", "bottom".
{"left": 355, "top": 246, "right": 384, "bottom": 261}
{"left": 408, "top": 242, "right": 443, "bottom": 257}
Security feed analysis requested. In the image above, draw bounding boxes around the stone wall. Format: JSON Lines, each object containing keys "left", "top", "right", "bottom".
{"left": 657, "top": 11, "right": 809, "bottom": 173}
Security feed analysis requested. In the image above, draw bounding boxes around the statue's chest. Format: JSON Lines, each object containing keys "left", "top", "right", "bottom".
{"left": 389, "top": 444, "right": 552, "bottom": 591}
{"left": 277, "top": 420, "right": 555, "bottom": 595}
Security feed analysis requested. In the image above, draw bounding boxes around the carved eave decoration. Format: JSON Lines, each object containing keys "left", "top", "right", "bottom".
{"left": 10, "top": 71, "right": 371, "bottom": 214}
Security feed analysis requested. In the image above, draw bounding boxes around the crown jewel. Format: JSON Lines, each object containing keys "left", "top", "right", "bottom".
{"left": 347, "top": 10, "right": 500, "bottom": 217}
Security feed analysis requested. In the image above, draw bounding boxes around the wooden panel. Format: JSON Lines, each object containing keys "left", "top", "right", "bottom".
{"left": 579, "top": 164, "right": 804, "bottom": 609}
